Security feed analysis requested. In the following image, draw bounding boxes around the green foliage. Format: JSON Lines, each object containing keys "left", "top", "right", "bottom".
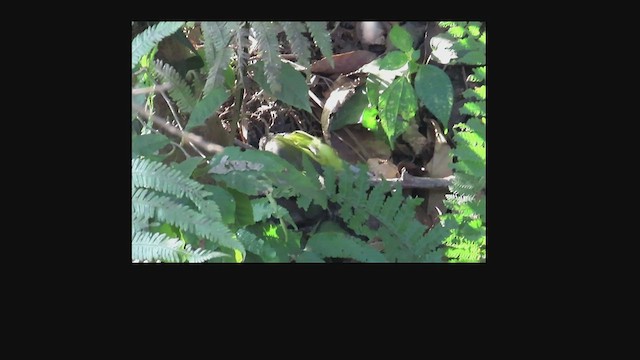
{"left": 252, "top": 61, "right": 312, "bottom": 113}
{"left": 132, "top": 21, "right": 185, "bottom": 70}
{"left": 305, "top": 22, "right": 334, "bottom": 68}
{"left": 154, "top": 59, "right": 197, "bottom": 113}
{"left": 414, "top": 65, "right": 454, "bottom": 128}
{"left": 303, "top": 232, "right": 387, "bottom": 263}
{"left": 323, "top": 166, "right": 444, "bottom": 262}
{"left": 132, "top": 158, "right": 245, "bottom": 263}
{"left": 132, "top": 231, "right": 227, "bottom": 263}
{"left": 131, "top": 21, "right": 486, "bottom": 263}
{"left": 378, "top": 76, "right": 418, "bottom": 146}
{"left": 435, "top": 21, "right": 486, "bottom": 65}
{"left": 200, "top": 21, "right": 237, "bottom": 97}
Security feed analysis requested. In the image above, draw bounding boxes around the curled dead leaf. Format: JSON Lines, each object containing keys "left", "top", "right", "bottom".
{"left": 311, "top": 50, "right": 378, "bottom": 75}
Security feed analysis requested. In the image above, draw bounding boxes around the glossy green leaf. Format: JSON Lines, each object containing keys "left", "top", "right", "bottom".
{"left": 330, "top": 86, "right": 368, "bottom": 130}
{"left": 253, "top": 60, "right": 312, "bottom": 113}
{"left": 366, "top": 77, "right": 381, "bottom": 106}
{"left": 389, "top": 25, "right": 414, "bottom": 52}
{"left": 378, "top": 77, "right": 418, "bottom": 146}
{"left": 296, "top": 251, "right": 326, "bottom": 263}
{"left": 186, "top": 87, "right": 229, "bottom": 130}
{"left": 229, "top": 188, "right": 255, "bottom": 227}
{"left": 132, "top": 133, "right": 169, "bottom": 157}
{"left": 171, "top": 157, "right": 203, "bottom": 178}
{"left": 379, "top": 50, "right": 409, "bottom": 70}
{"left": 361, "top": 107, "right": 379, "bottom": 130}
{"left": 414, "top": 64, "right": 453, "bottom": 127}
{"left": 411, "top": 49, "right": 421, "bottom": 62}
{"left": 203, "top": 185, "right": 236, "bottom": 225}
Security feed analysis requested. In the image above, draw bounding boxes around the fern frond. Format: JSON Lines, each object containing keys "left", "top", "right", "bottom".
{"left": 251, "top": 21, "right": 282, "bottom": 93}
{"left": 132, "top": 231, "right": 227, "bottom": 263}
{"left": 280, "top": 21, "right": 312, "bottom": 70}
{"left": 201, "top": 21, "right": 236, "bottom": 97}
{"left": 467, "top": 66, "right": 486, "bottom": 83}
{"left": 459, "top": 100, "right": 486, "bottom": 117}
{"left": 304, "top": 232, "right": 387, "bottom": 263}
{"left": 132, "top": 188, "right": 243, "bottom": 254}
{"left": 327, "top": 166, "right": 442, "bottom": 262}
{"left": 236, "top": 228, "right": 279, "bottom": 262}
{"left": 154, "top": 59, "right": 197, "bottom": 113}
{"left": 132, "top": 21, "right": 185, "bottom": 70}
{"left": 305, "top": 21, "right": 334, "bottom": 68}
{"left": 132, "top": 158, "right": 207, "bottom": 206}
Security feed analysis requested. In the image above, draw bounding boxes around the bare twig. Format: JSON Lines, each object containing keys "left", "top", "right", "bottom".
{"left": 131, "top": 83, "right": 172, "bottom": 95}
{"left": 132, "top": 102, "right": 225, "bottom": 155}
{"left": 370, "top": 168, "right": 454, "bottom": 189}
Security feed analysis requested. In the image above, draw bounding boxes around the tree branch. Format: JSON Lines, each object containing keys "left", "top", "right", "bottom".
{"left": 370, "top": 168, "right": 454, "bottom": 189}
{"left": 132, "top": 102, "right": 225, "bottom": 155}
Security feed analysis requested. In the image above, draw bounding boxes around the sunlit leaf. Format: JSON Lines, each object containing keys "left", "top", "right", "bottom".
{"left": 414, "top": 64, "right": 453, "bottom": 127}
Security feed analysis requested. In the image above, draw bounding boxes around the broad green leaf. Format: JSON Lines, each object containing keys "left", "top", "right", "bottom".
{"left": 305, "top": 232, "right": 387, "bottom": 262}
{"left": 296, "top": 251, "right": 326, "bottom": 263}
{"left": 415, "top": 64, "right": 454, "bottom": 127}
{"left": 411, "top": 49, "right": 421, "bottom": 62}
{"left": 132, "top": 133, "right": 169, "bottom": 157}
{"left": 389, "top": 25, "right": 414, "bottom": 52}
{"left": 236, "top": 228, "right": 279, "bottom": 263}
{"left": 229, "top": 188, "right": 255, "bottom": 227}
{"left": 330, "top": 86, "right": 368, "bottom": 130}
{"left": 379, "top": 50, "right": 409, "bottom": 70}
{"left": 208, "top": 147, "right": 324, "bottom": 206}
{"left": 171, "top": 157, "right": 203, "bottom": 178}
{"left": 203, "top": 185, "right": 236, "bottom": 225}
{"left": 361, "top": 107, "right": 379, "bottom": 130}
{"left": 378, "top": 77, "right": 417, "bottom": 146}
{"left": 366, "top": 77, "right": 381, "bottom": 106}
{"left": 253, "top": 60, "right": 312, "bottom": 112}
{"left": 186, "top": 87, "right": 229, "bottom": 130}
{"left": 224, "top": 64, "right": 235, "bottom": 90}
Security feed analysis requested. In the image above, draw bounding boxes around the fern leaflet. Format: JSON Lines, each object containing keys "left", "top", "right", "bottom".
{"left": 280, "top": 21, "right": 312, "bottom": 70}
{"left": 304, "top": 232, "right": 387, "bottom": 263}
{"left": 306, "top": 22, "right": 334, "bottom": 68}
{"left": 154, "top": 59, "right": 197, "bottom": 113}
{"left": 132, "top": 21, "right": 185, "bottom": 70}
{"left": 132, "top": 231, "right": 228, "bottom": 263}
{"left": 201, "top": 21, "right": 235, "bottom": 97}
{"left": 251, "top": 21, "right": 282, "bottom": 93}
{"left": 132, "top": 158, "right": 207, "bottom": 206}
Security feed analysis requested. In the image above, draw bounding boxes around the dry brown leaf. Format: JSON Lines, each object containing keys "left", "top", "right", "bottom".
{"left": 367, "top": 158, "right": 399, "bottom": 179}
{"left": 401, "top": 121, "right": 429, "bottom": 156}
{"left": 424, "top": 119, "right": 453, "bottom": 223}
{"left": 331, "top": 125, "right": 391, "bottom": 164}
{"left": 311, "top": 50, "right": 378, "bottom": 75}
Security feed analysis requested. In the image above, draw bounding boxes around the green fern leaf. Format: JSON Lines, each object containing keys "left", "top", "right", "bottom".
{"left": 252, "top": 21, "right": 282, "bottom": 93}
{"left": 459, "top": 100, "right": 486, "bottom": 117}
{"left": 462, "top": 85, "right": 486, "bottom": 101}
{"left": 132, "top": 188, "right": 243, "bottom": 254}
{"left": 132, "top": 158, "right": 206, "bottom": 205}
{"left": 304, "top": 232, "right": 387, "bottom": 263}
{"left": 132, "top": 21, "right": 185, "bottom": 70}
{"left": 201, "top": 21, "right": 236, "bottom": 97}
{"left": 280, "top": 21, "right": 312, "bottom": 70}
{"left": 154, "top": 59, "right": 197, "bottom": 113}
{"left": 328, "top": 166, "right": 441, "bottom": 262}
{"left": 467, "top": 66, "right": 486, "bottom": 83}
{"left": 306, "top": 21, "right": 334, "bottom": 68}
{"left": 132, "top": 231, "right": 227, "bottom": 263}
{"left": 236, "top": 228, "right": 279, "bottom": 262}
{"left": 295, "top": 251, "right": 326, "bottom": 263}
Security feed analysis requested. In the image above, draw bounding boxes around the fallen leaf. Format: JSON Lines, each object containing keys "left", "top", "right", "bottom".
{"left": 367, "top": 158, "right": 399, "bottom": 179}
{"left": 331, "top": 125, "right": 391, "bottom": 165}
{"left": 401, "top": 121, "right": 429, "bottom": 156}
{"left": 311, "top": 50, "right": 378, "bottom": 75}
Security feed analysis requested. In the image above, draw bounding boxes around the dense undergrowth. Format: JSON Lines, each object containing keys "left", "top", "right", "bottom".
{"left": 131, "top": 21, "right": 486, "bottom": 263}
